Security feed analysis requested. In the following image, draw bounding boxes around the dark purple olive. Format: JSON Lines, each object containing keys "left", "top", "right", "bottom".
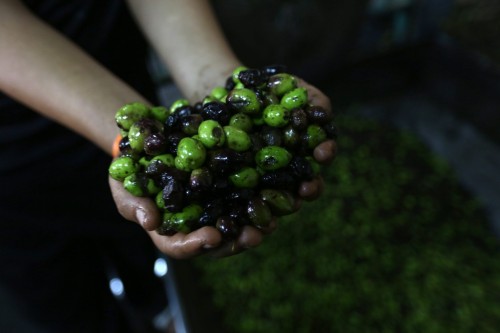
{"left": 144, "top": 132, "right": 167, "bottom": 155}
{"left": 180, "top": 114, "right": 203, "bottom": 135}
{"left": 261, "top": 64, "right": 287, "bottom": 76}
{"left": 260, "top": 126, "right": 283, "bottom": 147}
{"left": 162, "top": 178, "right": 184, "bottom": 212}
{"left": 207, "top": 149, "right": 248, "bottom": 175}
{"left": 238, "top": 69, "right": 266, "bottom": 88}
{"left": 290, "top": 108, "right": 309, "bottom": 130}
{"left": 165, "top": 131, "right": 187, "bottom": 155}
{"left": 216, "top": 216, "right": 240, "bottom": 240}
{"left": 323, "top": 122, "right": 338, "bottom": 139}
{"left": 306, "top": 105, "right": 333, "bottom": 125}
{"left": 225, "top": 76, "right": 236, "bottom": 91}
{"left": 201, "top": 101, "right": 231, "bottom": 125}
{"left": 260, "top": 170, "right": 298, "bottom": 191}
{"left": 288, "top": 156, "right": 314, "bottom": 181}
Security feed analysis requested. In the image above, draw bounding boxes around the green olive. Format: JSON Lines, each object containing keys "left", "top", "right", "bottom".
{"left": 210, "top": 86, "right": 228, "bottom": 100}
{"left": 175, "top": 137, "right": 207, "bottom": 171}
{"left": 123, "top": 173, "right": 159, "bottom": 197}
{"left": 260, "top": 189, "right": 296, "bottom": 216}
{"left": 229, "top": 167, "right": 260, "bottom": 188}
{"left": 232, "top": 66, "right": 248, "bottom": 84}
{"left": 156, "top": 191, "right": 165, "bottom": 210}
{"left": 115, "top": 102, "right": 150, "bottom": 130}
{"left": 169, "top": 99, "right": 190, "bottom": 114}
{"left": 255, "top": 146, "right": 292, "bottom": 171}
{"left": 223, "top": 125, "right": 252, "bottom": 152}
{"left": 198, "top": 120, "right": 226, "bottom": 148}
{"left": 151, "top": 154, "right": 175, "bottom": 168}
{"left": 150, "top": 106, "right": 169, "bottom": 123}
{"left": 267, "top": 73, "right": 297, "bottom": 97}
{"left": 226, "top": 88, "right": 261, "bottom": 115}
{"left": 262, "top": 104, "right": 290, "bottom": 128}
{"left": 247, "top": 198, "right": 272, "bottom": 229}
{"left": 306, "top": 124, "right": 327, "bottom": 149}
{"left": 109, "top": 156, "right": 138, "bottom": 181}
{"left": 306, "top": 156, "right": 321, "bottom": 176}
{"left": 281, "top": 87, "right": 308, "bottom": 110}
{"left": 229, "top": 113, "right": 253, "bottom": 133}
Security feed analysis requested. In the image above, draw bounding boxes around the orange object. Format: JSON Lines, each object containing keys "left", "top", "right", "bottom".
{"left": 112, "top": 134, "right": 122, "bottom": 158}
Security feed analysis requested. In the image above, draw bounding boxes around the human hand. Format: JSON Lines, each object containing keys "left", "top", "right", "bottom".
{"left": 108, "top": 77, "right": 337, "bottom": 259}
{"left": 295, "top": 77, "right": 338, "bottom": 202}
{"left": 109, "top": 176, "right": 281, "bottom": 259}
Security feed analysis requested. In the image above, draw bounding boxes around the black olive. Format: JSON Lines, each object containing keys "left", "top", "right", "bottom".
{"left": 260, "top": 126, "right": 283, "bottom": 147}
{"left": 238, "top": 69, "right": 266, "bottom": 88}
{"left": 144, "top": 132, "right": 167, "bottom": 155}
{"left": 306, "top": 105, "right": 333, "bottom": 125}
{"left": 290, "top": 108, "right": 309, "bottom": 130}
{"left": 216, "top": 216, "right": 240, "bottom": 240}
{"left": 261, "top": 64, "right": 287, "bottom": 76}
{"left": 201, "top": 101, "right": 231, "bottom": 125}
{"left": 162, "top": 178, "right": 184, "bottom": 213}
{"left": 288, "top": 156, "right": 314, "bottom": 181}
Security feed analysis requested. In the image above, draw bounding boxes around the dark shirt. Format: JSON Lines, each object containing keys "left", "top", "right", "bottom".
{"left": 0, "top": 2, "right": 166, "bottom": 332}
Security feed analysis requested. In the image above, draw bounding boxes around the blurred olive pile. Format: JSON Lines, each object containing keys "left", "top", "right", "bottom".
{"left": 109, "top": 65, "right": 336, "bottom": 239}
{"left": 193, "top": 115, "right": 500, "bottom": 333}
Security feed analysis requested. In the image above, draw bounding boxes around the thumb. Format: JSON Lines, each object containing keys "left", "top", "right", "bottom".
{"left": 108, "top": 177, "right": 161, "bottom": 231}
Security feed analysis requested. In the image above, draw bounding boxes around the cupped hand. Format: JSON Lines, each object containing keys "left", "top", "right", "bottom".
{"left": 109, "top": 176, "right": 274, "bottom": 259}
{"left": 108, "top": 77, "right": 337, "bottom": 259}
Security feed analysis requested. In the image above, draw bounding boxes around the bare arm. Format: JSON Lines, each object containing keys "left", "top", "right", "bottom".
{"left": 125, "top": 0, "right": 241, "bottom": 102}
{"left": 0, "top": 0, "right": 148, "bottom": 155}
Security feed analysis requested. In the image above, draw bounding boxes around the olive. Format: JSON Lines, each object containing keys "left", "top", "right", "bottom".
{"left": 229, "top": 167, "right": 259, "bottom": 188}
{"left": 231, "top": 65, "right": 248, "bottom": 84}
{"left": 281, "top": 87, "right": 308, "bottom": 110}
{"left": 210, "top": 86, "right": 228, "bottom": 100}
{"left": 109, "top": 156, "right": 138, "bottom": 181}
{"left": 117, "top": 136, "right": 140, "bottom": 159}
{"left": 198, "top": 120, "right": 226, "bottom": 149}
{"left": 165, "top": 131, "right": 187, "bottom": 155}
{"left": 180, "top": 114, "right": 203, "bottom": 136}
{"left": 189, "top": 167, "right": 213, "bottom": 192}
{"left": 288, "top": 156, "right": 314, "bottom": 181}
{"left": 229, "top": 113, "right": 253, "bottom": 133}
{"left": 157, "top": 211, "right": 177, "bottom": 236}
{"left": 169, "top": 98, "right": 190, "bottom": 114}
{"left": 246, "top": 197, "right": 272, "bottom": 229}
{"left": 158, "top": 166, "right": 189, "bottom": 188}
{"left": 282, "top": 125, "right": 300, "bottom": 150}
{"left": 304, "top": 124, "right": 327, "bottom": 150}
{"left": 306, "top": 105, "right": 333, "bottom": 125}
{"left": 144, "top": 132, "right": 167, "bottom": 155}
{"left": 263, "top": 104, "right": 290, "bottom": 128}
{"left": 255, "top": 146, "right": 292, "bottom": 171}
{"left": 260, "top": 189, "right": 296, "bottom": 216}
{"left": 206, "top": 149, "right": 247, "bottom": 175}
{"left": 261, "top": 64, "right": 287, "bottom": 76}
{"left": 224, "top": 76, "right": 236, "bottom": 91}
{"left": 128, "top": 118, "right": 163, "bottom": 153}
{"left": 238, "top": 68, "right": 266, "bottom": 88}
{"left": 255, "top": 89, "right": 280, "bottom": 107}
{"left": 267, "top": 73, "right": 297, "bottom": 97}
{"left": 226, "top": 88, "right": 261, "bottom": 115}
{"left": 115, "top": 102, "right": 150, "bottom": 130}
{"left": 124, "top": 173, "right": 159, "bottom": 197}
{"left": 150, "top": 106, "right": 169, "bottom": 123}
{"left": 260, "top": 126, "right": 283, "bottom": 147}
{"left": 198, "top": 198, "right": 225, "bottom": 227}
{"left": 223, "top": 125, "right": 252, "bottom": 152}
{"left": 290, "top": 108, "right": 309, "bottom": 130}
{"left": 226, "top": 188, "right": 255, "bottom": 203}
{"left": 174, "top": 137, "right": 206, "bottom": 172}
{"left": 260, "top": 170, "right": 297, "bottom": 191}
{"left": 201, "top": 101, "right": 231, "bottom": 125}
{"left": 162, "top": 177, "right": 184, "bottom": 212}
{"left": 216, "top": 216, "right": 240, "bottom": 241}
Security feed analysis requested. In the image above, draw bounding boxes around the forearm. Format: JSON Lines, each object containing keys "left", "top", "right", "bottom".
{"left": 0, "top": 0, "right": 148, "bottom": 155}
{"left": 126, "top": 0, "right": 241, "bottom": 102}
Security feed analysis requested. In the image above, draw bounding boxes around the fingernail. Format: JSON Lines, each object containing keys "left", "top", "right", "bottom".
{"left": 135, "top": 209, "right": 146, "bottom": 226}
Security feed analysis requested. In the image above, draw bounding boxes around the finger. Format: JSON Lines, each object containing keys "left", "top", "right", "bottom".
{"left": 149, "top": 226, "right": 222, "bottom": 260}
{"left": 313, "top": 139, "right": 338, "bottom": 165}
{"left": 298, "top": 176, "right": 325, "bottom": 201}
{"left": 296, "top": 78, "right": 332, "bottom": 111}
{"left": 108, "top": 177, "right": 161, "bottom": 231}
{"left": 209, "top": 225, "right": 264, "bottom": 258}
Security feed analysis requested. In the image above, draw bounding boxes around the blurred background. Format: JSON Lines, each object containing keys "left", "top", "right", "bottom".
{"left": 151, "top": 0, "right": 500, "bottom": 332}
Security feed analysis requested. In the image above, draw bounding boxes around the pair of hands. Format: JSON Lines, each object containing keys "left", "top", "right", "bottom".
{"left": 109, "top": 79, "right": 337, "bottom": 259}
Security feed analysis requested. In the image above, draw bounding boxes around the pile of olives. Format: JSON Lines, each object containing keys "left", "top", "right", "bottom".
{"left": 109, "top": 65, "right": 337, "bottom": 240}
